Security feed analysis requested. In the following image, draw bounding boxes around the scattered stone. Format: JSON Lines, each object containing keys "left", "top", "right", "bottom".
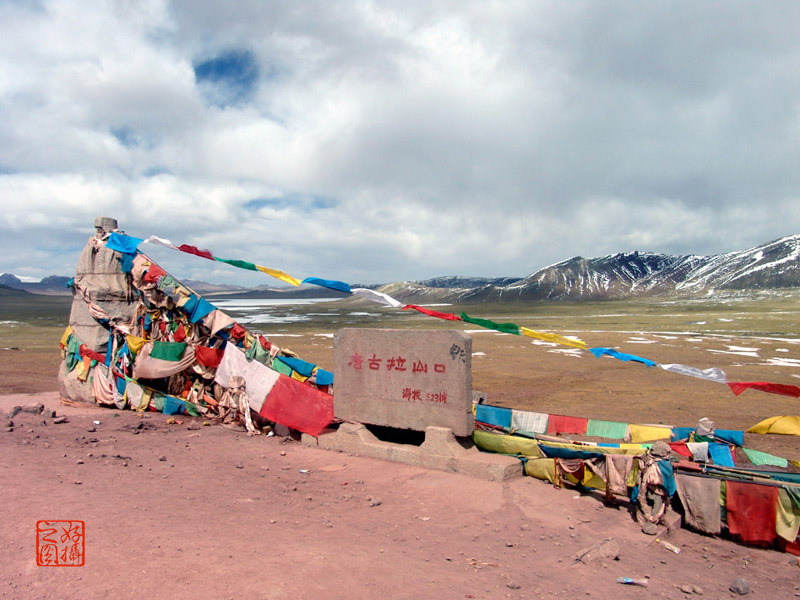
{"left": 87, "top": 427, "right": 96, "bottom": 433}
{"left": 573, "top": 538, "right": 620, "bottom": 564}
{"left": 158, "top": 455, "right": 167, "bottom": 461}
{"left": 21, "top": 403, "right": 45, "bottom": 415}
{"left": 730, "top": 578, "right": 750, "bottom": 595}
{"left": 9, "top": 406, "right": 21, "bottom": 418}
{"left": 74, "top": 480, "right": 82, "bottom": 485}
{"left": 506, "top": 582, "right": 521, "bottom": 590}
{"left": 53, "top": 417, "right": 69, "bottom": 424}
{"left": 76, "top": 460, "right": 84, "bottom": 465}
{"left": 680, "top": 584, "right": 693, "bottom": 594}
{"left": 235, "top": 464, "right": 244, "bottom": 469}
{"left": 692, "top": 584, "right": 703, "bottom": 595}
{"left": 368, "top": 498, "right": 382, "bottom": 507}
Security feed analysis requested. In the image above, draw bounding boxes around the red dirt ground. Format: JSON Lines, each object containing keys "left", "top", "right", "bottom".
{"left": 2, "top": 387, "right": 800, "bottom": 600}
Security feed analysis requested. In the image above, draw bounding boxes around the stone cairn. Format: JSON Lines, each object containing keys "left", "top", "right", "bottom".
{"left": 58, "top": 217, "right": 138, "bottom": 404}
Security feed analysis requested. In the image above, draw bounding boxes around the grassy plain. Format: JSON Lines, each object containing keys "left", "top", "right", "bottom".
{"left": 2, "top": 289, "right": 799, "bottom": 459}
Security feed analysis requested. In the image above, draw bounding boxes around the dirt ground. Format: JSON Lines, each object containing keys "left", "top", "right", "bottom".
{"left": 2, "top": 324, "right": 800, "bottom": 599}
{"left": 2, "top": 392, "right": 800, "bottom": 600}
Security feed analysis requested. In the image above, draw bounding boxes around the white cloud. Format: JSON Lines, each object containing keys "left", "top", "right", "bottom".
{"left": 1, "top": 0, "right": 799, "bottom": 285}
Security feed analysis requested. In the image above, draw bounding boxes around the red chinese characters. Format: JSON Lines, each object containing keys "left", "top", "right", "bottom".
{"left": 36, "top": 520, "right": 85, "bottom": 567}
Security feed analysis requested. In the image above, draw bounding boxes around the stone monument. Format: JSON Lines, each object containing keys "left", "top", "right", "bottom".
{"left": 303, "top": 328, "right": 522, "bottom": 481}
{"left": 58, "top": 217, "right": 138, "bottom": 404}
{"left": 333, "top": 328, "right": 474, "bottom": 436}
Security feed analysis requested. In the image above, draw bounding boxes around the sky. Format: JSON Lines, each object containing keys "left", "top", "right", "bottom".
{"left": 1, "top": 1, "right": 799, "bottom": 287}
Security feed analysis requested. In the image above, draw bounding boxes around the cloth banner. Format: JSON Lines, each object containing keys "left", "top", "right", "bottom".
{"left": 163, "top": 395, "right": 187, "bottom": 415}
{"left": 150, "top": 341, "right": 188, "bottom": 362}
{"left": 658, "top": 363, "right": 727, "bottom": 383}
{"left": 278, "top": 356, "right": 316, "bottom": 378}
{"left": 742, "top": 448, "right": 788, "bottom": 468}
{"left": 194, "top": 345, "right": 225, "bottom": 368}
{"left": 134, "top": 342, "right": 196, "bottom": 380}
{"left": 202, "top": 310, "right": 235, "bottom": 336}
{"left": 675, "top": 474, "right": 721, "bottom": 535}
{"left": 255, "top": 265, "right": 302, "bottom": 286}
{"left": 402, "top": 305, "right": 462, "bottom": 321}
{"left": 106, "top": 232, "right": 143, "bottom": 254}
{"left": 747, "top": 416, "right": 800, "bottom": 436}
{"left": 511, "top": 409, "right": 549, "bottom": 434}
{"left": 777, "top": 488, "right": 800, "bottom": 542}
{"left": 708, "top": 443, "right": 735, "bottom": 467}
{"left": 178, "top": 244, "right": 214, "bottom": 260}
{"left": 460, "top": 313, "right": 520, "bottom": 335}
{"left": 351, "top": 288, "right": 403, "bottom": 308}
{"left": 586, "top": 419, "right": 629, "bottom": 440}
{"left": 214, "top": 344, "right": 279, "bottom": 412}
{"left": 181, "top": 294, "right": 216, "bottom": 323}
{"left": 546, "top": 414, "right": 588, "bottom": 436}
{"left": 729, "top": 381, "right": 800, "bottom": 398}
{"left": 628, "top": 424, "right": 671, "bottom": 443}
{"left": 258, "top": 374, "right": 334, "bottom": 437}
{"left": 301, "top": 277, "right": 352, "bottom": 293}
{"left": 726, "top": 481, "right": 779, "bottom": 546}
{"left": 142, "top": 235, "right": 178, "bottom": 249}
{"left": 475, "top": 404, "right": 512, "bottom": 428}
{"left": 589, "top": 347, "right": 656, "bottom": 367}
{"left": 519, "top": 327, "right": 586, "bottom": 350}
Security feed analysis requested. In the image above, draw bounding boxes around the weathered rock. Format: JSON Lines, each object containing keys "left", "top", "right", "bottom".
{"left": 573, "top": 538, "right": 620, "bottom": 564}
{"left": 730, "top": 578, "right": 750, "bottom": 595}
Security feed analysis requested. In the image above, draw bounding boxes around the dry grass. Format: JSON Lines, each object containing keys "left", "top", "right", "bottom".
{"left": 2, "top": 290, "right": 799, "bottom": 459}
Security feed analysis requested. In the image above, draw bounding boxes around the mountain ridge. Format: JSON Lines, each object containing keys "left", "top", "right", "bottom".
{"left": 3, "top": 234, "right": 798, "bottom": 301}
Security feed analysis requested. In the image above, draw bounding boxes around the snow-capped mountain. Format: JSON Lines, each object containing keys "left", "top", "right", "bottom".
{"left": 378, "top": 235, "right": 800, "bottom": 301}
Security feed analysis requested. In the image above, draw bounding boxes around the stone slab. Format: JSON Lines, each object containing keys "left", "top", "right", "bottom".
{"left": 334, "top": 328, "right": 473, "bottom": 436}
{"left": 302, "top": 423, "right": 523, "bottom": 482}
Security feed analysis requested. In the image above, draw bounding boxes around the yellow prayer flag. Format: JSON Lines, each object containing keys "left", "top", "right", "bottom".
{"left": 520, "top": 327, "right": 586, "bottom": 350}
{"left": 628, "top": 424, "right": 672, "bottom": 443}
{"left": 256, "top": 265, "right": 302, "bottom": 287}
{"left": 746, "top": 416, "right": 800, "bottom": 436}
{"left": 126, "top": 335, "right": 147, "bottom": 355}
{"left": 60, "top": 326, "right": 73, "bottom": 348}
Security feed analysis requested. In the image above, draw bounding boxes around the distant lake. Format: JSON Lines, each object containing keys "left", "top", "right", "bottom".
{"left": 212, "top": 298, "right": 340, "bottom": 310}
{"left": 211, "top": 297, "right": 346, "bottom": 326}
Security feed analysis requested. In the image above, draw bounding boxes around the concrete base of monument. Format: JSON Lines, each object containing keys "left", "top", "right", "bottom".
{"left": 301, "top": 422, "right": 523, "bottom": 482}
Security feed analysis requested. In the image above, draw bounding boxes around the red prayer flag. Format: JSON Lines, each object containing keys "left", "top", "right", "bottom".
{"left": 230, "top": 323, "right": 247, "bottom": 340}
{"left": 402, "top": 304, "right": 462, "bottom": 321}
{"left": 178, "top": 244, "right": 215, "bottom": 260}
{"left": 668, "top": 443, "right": 692, "bottom": 458}
{"left": 259, "top": 374, "right": 334, "bottom": 437}
{"left": 194, "top": 345, "right": 224, "bottom": 368}
{"left": 143, "top": 263, "right": 166, "bottom": 283}
{"left": 258, "top": 335, "right": 272, "bottom": 351}
{"left": 546, "top": 414, "right": 589, "bottom": 436}
{"left": 728, "top": 381, "right": 800, "bottom": 398}
{"left": 726, "top": 481, "right": 779, "bottom": 546}
{"left": 78, "top": 344, "right": 106, "bottom": 363}
{"left": 173, "top": 323, "right": 186, "bottom": 342}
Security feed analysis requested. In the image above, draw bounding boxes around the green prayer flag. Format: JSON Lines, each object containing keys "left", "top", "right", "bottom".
{"left": 742, "top": 447, "right": 788, "bottom": 468}
{"left": 215, "top": 257, "right": 259, "bottom": 272}
{"left": 184, "top": 401, "right": 202, "bottom": 417}
{"left": 150, "top": 341, "right": 187, "bottom": 361}
{"left": 271, "top": 357, "right": 293, "bottom": 376}
{"left": 586, "top": 419, "right": 629, "bottom": 440}
{"left": 460, "top": 313, "right": 520, "bottom": 335}
{"left": 151, "top": 393, "right": 165, "bottom": 412}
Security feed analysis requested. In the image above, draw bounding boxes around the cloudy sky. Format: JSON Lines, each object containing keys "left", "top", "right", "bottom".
{"left": 1, "top": 1, "right": 799, "bottom": 287}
